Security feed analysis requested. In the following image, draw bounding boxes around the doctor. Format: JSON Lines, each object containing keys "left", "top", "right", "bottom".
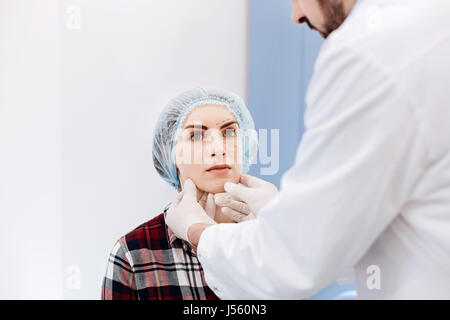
{"left": 166, "top": 0, "right": 450, "bottom": 299}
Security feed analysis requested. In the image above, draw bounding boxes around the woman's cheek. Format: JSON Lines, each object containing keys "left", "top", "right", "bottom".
{"left": 235, "top": 139, "right": 244, "bottom": 167}
{"left": 175, "top": 141, "right": 188, "bottom": 165}
{"left": 176, "top": 140, "right": 203, "bottom": 166}
{"left": 230, "top": 140, "right": 243, "bottom": 184}
{"left": 175, "top": 142, "right": 203, "bottom": 184}
{"left": 225, "top": 137, "right": 241, "bottom": 166}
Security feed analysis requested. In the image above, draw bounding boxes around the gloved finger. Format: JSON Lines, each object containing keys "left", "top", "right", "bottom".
{"left": 176, "top": 190, "right": 184, "bottom": 201}
{"left": 239, "top": 174, "right": 263, "bottom": 188}
{"left": 205, "top": 193, "right": 216, "bottom": 219}
{"left": 198, "top": 191, "right": 208, "bottom": 208}
{"left": 241, "top": 174, "right": 278, "bottom": 193}
{"left": 221, "top": 207, "right": 250, "bottom": 223}
{"left": 214, "top": 193, "right": 251, "bottom": 215}
{"left": 182, "top": 179, "right": 198, "bottom": 201}
{"left": 213, "top": 193, "right": 232, "bottom": 207}
{"left": 223, "top": 181, "right": 252, "bottom": 203}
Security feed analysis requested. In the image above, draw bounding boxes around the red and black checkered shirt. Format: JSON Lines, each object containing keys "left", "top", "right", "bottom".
{"left": 101, "top": 208, "right": 220, "bottom": 300}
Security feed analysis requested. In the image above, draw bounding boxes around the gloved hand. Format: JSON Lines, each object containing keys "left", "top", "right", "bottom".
{"left": 172, "top": 190, "right": 216, "bottom": 220}
{"left": 214, "top": 174, "right": 278, "bottom": 222}
{"left": 166, "top": 179, "right": 217, "bottom": 245}
{"left": 214, "top": 193, "right": 256, "bottom": 222}
{"left": 174, "top": 189, "right": 216, "bottom": 219}
{"left": 198, "top": 191, "right": 216, "bottom": 220}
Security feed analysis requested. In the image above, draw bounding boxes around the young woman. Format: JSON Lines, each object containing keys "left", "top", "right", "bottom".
{"left": 101, "top": 87, "right": 257, "bottom": 300}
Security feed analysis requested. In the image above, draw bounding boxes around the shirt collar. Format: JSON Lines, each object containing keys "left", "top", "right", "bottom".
{"left": 162, "top": 207, "right": 177, "bottom": 246}
{"left": 166, "top": 224, "right": 178, "bottom": 247}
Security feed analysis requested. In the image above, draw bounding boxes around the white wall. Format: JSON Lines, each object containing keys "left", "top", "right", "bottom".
{"left": 0, "top": 0, "right": 248, "bottom": 299}
{"left": 0, "top": 0, "right": 63, "bottom": 299}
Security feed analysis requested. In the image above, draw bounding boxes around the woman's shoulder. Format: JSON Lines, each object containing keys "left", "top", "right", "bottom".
{"left": 117, "top": 212, "right": 170, "bottom": 252}
{"left": 130, "top": 212, "right": 167, "bottom": 234}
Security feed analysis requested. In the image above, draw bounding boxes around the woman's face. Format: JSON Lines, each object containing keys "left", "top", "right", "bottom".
{"left": 175, "top": 104, "right": 243, "bottom": 193}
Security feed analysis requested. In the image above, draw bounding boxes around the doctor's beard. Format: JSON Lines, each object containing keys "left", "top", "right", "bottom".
{"left": 316, "top": 0, "right": 347, "bottom": 38}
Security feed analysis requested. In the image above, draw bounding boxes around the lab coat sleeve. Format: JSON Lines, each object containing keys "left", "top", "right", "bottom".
{"left": 197, "top": 45, "right": 427, "bottom": 299}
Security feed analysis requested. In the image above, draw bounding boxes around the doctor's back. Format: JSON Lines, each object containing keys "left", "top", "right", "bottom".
{"left": 310, "top": 0, "right": 450, "bottom": 298}
{"left": 195, "top": 0, "right": 450, "bottom": 300}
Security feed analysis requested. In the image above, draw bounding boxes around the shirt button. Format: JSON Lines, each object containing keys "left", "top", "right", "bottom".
{"left": 212, "top": 286, "right": 219, "bottom": 292}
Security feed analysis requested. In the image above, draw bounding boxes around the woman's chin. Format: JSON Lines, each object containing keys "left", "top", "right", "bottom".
{"left": 199, "top": 182, "right": 226, "bottom": 194}
{"left": 199, "top": 176, "right": 240, "bottom": 194}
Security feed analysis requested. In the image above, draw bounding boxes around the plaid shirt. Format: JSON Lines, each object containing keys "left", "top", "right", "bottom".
{"left": 101, "top": 208, "right": 219, "bottom": 300}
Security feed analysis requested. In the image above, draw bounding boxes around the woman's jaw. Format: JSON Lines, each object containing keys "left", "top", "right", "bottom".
{"left": 178, "top": 176, "right": 237, "bottom": 224}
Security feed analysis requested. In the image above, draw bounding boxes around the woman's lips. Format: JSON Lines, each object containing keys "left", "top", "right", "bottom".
{"left": 206, "top": 164, "right": 232, "bottom": 173}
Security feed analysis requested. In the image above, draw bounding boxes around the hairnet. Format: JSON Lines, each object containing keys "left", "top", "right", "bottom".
{"left": 152, "top": 87, "right": 258, "bottom": 191}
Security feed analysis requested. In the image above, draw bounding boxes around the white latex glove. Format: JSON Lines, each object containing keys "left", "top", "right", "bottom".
{"left": 173, "top": 190, "right": 216, "bottom": 220}
{"left": 198, "top": 191, "right": 216, "bottom": 220}
{"left": 166, "top": 179, "right": 217, "bottom": 244}
{"left": 214, "top": 193, "right": 256, "bottom": 222}
{"left": 214, "top": 174, "right": 278, "bottom": 222}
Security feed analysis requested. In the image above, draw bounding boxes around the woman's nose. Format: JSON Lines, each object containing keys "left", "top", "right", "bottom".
{"left": 207, "top": 132, "right": 226, "bottom": 158}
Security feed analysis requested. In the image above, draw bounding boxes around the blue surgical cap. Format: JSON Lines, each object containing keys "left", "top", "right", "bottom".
{"left": 152, "top": 87, "right": 258, "bottom": 191}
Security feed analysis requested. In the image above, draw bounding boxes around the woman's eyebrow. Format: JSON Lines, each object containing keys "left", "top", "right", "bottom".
{"left": 183, "top": 124, "right": 208, "bottom": 130}
{"left": 220, "top": 121, "right": 238, "bottom": 129}
{"left": 183, "top": 121, "right": 237, "bottom": 130}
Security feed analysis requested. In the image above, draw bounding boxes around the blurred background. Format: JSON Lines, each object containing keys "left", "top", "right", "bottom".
{"left": 0, "top": 0, "right": 356, "bottom": 299}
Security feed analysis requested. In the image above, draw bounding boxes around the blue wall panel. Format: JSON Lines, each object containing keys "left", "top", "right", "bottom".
{"left": 247, "top": 0, "right": 356, "bottom": 300}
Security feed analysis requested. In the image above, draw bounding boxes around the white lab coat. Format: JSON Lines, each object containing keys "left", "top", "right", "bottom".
{"left": 196, "top": 0, "right": 450, "bottom": 299}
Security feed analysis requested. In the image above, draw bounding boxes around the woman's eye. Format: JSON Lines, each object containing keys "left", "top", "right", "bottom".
{"left": 224, "top": 128, "right": 237, "bottom": 137}
{"left": 190, "top": 131, "right": 203, "bottom": 141}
